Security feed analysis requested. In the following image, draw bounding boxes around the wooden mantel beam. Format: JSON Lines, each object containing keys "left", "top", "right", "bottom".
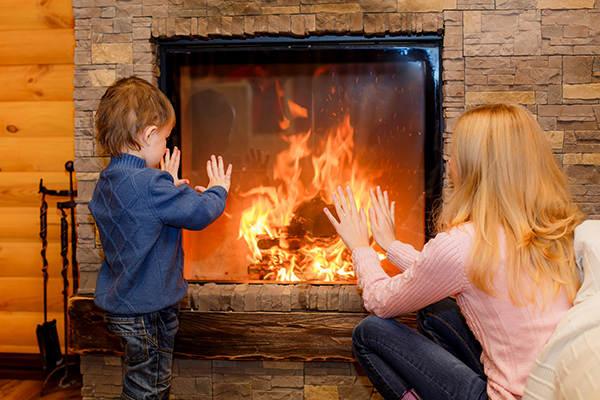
{"left": 69, "top": 295, "right": 418, "bottom": 362}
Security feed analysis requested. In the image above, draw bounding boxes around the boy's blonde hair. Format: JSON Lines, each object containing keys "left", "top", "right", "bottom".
{"left": 95, "top": 76, "right": 175, "bottom": 157}
{"left": 438, "top": 103, "right": 583, "bottom": 306}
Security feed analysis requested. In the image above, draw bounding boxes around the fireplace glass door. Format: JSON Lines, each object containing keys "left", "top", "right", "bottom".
{"left": 160, "top": 38, "right": 442, "bottom": 283}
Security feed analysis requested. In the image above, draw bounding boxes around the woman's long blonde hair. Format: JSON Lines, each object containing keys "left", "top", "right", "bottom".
{"left": 438, "top": 103, "right": 583, "bottom": 306}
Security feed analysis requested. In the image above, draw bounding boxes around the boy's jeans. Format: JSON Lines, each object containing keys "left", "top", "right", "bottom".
{"left": 105, "top": 305, "right": 180, "bottom": 400}
{"left": 353, "top": 298, "right": 488, "bottom": 400}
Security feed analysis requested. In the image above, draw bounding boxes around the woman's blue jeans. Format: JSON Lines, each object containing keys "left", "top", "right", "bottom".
{"left": 353, "top": 298, "right": 488, "bottom": 400}
{"left": 105, "top": 305, "right": 180, "bottom": 400}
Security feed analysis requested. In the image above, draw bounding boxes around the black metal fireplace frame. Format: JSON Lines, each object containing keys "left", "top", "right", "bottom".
{"left": 157, "top": 35, "right": 444, "bottom": 240}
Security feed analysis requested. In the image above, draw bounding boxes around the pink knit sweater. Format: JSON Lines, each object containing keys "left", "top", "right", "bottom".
{"left": 352, "top": 224, "right": 571, "bottom": 400}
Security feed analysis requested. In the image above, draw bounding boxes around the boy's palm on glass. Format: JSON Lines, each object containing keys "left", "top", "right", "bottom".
{"left": 369, "top": 186, "right": 396, "bottom": 252}
{"left": 161, "top": 147, "right": 189, "bottom": 188}
{"left": 195, "top": 155, "right": 233, "bottom": 193}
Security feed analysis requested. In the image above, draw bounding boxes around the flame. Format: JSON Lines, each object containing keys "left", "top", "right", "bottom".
{"left": 239, "top": 102, "right": 380, "bottom": 282}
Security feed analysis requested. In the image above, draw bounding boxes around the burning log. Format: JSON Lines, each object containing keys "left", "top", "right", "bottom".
{"left": 245, "top": 197, "right": 352, "bottom": 282}
{"left": 287, "top": 196, "right": 338, "bottom": 239}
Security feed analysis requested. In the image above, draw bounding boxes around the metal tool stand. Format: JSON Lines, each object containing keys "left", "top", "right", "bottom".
{"left": 39, "top": 161, "right": 80, "bottom": 396}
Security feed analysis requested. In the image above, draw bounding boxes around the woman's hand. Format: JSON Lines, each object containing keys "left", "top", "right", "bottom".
{"left": 161, "top": 147, "right": 190, "bottom": 188}
{"left": 195, "top": 155, "right": 233, "bottom": 193}
{"left": 369, "top": 186, "right": 396, "bottom": 252}
{"left": 323, "top": 186, "right": 370, "bottom": 252}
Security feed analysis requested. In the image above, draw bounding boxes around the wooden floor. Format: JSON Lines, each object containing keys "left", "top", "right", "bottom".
{"left": 0, "top": 378, "right": 82, "bottom": 400}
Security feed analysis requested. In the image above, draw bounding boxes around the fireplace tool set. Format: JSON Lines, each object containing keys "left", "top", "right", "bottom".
{"left": 37, "top": 160, "right": 80, "bottom": 395}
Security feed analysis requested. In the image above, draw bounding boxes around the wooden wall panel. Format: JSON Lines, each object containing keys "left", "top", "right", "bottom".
{"left": 0, "top": 0, "right": 73, "bottom": 31}
{"left": 0, "top": 277, "right": 67, "bottom": 313}
{"left": 0, "top": 65, "right": 74, "bottom": 102}
{"left": 0, "top": 311, "right": 65, "bottom": 354}
{"left": 0, "top": 29, "right": 75, "bottom": 65}
{"left": 0, "top": 172, "right": 73, "bottom": 208}
{"left": 0, "top": 137, "right": 74, "bottom": 172}
{"left": 0, "top": 241, "right": 63, "bottom": 278}
{"left": 0, "top": 101, "right": 74, "bottom": 138}
{"left": 0, "top": 207, "right": 63, "bottom": 241}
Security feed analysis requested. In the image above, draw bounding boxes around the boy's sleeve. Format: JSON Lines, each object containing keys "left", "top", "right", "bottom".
{"left": 149, "top": 171, "right": 228, "bottom": 231}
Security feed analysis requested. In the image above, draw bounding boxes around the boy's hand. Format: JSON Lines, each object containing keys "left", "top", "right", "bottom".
{"left": 161, "top": 147, "right": 190, "bottom": 188}
{"left": 195, "top": 155, "right": 233, "bottom": 193}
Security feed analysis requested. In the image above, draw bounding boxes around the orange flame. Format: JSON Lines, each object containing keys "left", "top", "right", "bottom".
{"left": 239, "top": 107, "right": 380, "bottom": 282}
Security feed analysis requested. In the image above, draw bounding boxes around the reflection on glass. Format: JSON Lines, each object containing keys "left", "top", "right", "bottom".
{"left": 168, "top": 44, "right": 438, "bottom": 283}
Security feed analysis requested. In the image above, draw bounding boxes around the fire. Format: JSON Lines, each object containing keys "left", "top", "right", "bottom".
{"left": 239, "top": 99, "right": 380, "bottom": 282}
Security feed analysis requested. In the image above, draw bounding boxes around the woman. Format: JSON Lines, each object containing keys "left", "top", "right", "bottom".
{"left": 324, "top": 103, "right": 583, "bottom": 399}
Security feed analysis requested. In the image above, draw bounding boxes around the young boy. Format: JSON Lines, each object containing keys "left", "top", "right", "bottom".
{"left": 88, "top": 76, "right": 232, "bottom": 399}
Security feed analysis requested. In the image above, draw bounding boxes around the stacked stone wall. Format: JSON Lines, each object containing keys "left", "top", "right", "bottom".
{"left": 73, "top": 1, "right": 600, "bottom": 398}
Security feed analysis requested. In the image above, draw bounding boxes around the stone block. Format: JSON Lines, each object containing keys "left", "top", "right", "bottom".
{"left": 267, "top": 15, "right": 279, "bottom": 33}
{"left": 545, "top": 131, "right": 565, "bottom": 149}
{"left": 183, "top": 0, "right": 207, "bottom": 10}
{"left": 171, "top": 377, "right": 197, "bottom": 395}
{"left": 276, "top": 14, "right": 290, "bottom": 34}
{"left": 271, "top": 375, "right": 304, "bottom": 388}
{"left": 195, "top": 282, "right": 216, "bottom": 311}
{"left": 196, "top": 377, "right": 212, "bottom": 396}
{"left": 92, "top": 43, "right": 133, "bottom": 64}
{"left": 304, "top": 385, "right": 339, "bottom": 400}
{"left": 291, "top": 14, "right": 305, "bottom": 36}
{"left": 301, "top": 4, "right": 360, "bottom": 13}
{"left": 304, "top": 14, "right": 317, "bottom": 34}
{"left": 397, "top": 0, "right": 457, "bottom": 12}
{"left": 362, "top": 0, "right": 396, "bottom": 12}
{"left": 515, "top": 67, "right": 560, "bottom": 85}
{"left": 252, "top": 375, "right": 272, "bottom": 391}
{"left": 262, "top": 361, "right": 303, "bottom": 370}
{"left": 514, "top": 30, "right": 542, "bottom": 56}
{"left": 346, "top": 285, "right": 364, "bottom": 312}
{"left": 255, "top": 15, "right": 268, "bottom": 33}
{"left": 305, "top": 375, "right": 356, "bottom": 386}
{"left": 564, "top": 56, "right": 594, "bottom": 83}
{"left": 363, "top": 14, "right": 376, "bottom": 36}
{"left": 496, "top": 0, "right": 536, "bottom": 9}
{"left": 254, "top": 390, "right": 304, "bottom": 399}
{"left": 213, "top": 382, "right": 252, "bottom": 399}
{"left": 281, "top": 285, "right": 292, "bottom": 311}
{"left": 593, "top": 57, "right": 600, "bottom": 77}
{"left": 235, "top": 2, "right": 260, "bottom": 16}
{"left": 291, "top": 284, "right": 309, "bottom": 310}
{"left": 338, "top": 384, "right": 373, "bottom": 400}
{"left": 564, "top": 83, "right": 600, "bottom": 99}
{"left": 327, "top": 286, "right": 340, "bottom": 310}
{"left": 334, "top": 13, "right": 349, "bottom": 34}
{"left": 314, "top": 286, "right": 327, "bottom": 311}
{"left": 244, "top": 283, "right": 262, "bottom": 311}
{"left": 536, "top": 0, "right": 595, "bottom": 9}
{"left": 207, "top": 0, "right": 234, "bottom": 16}
{"left": 308, "top": 285, "right": 320, "bottom": 310}
{"left": 465, "top": 91, "right": 536, "bottom": 105}
{"left": 207, "top": 16, "right": 222, "bottom": 35}
{"left": 262, "top": 6, "right": 299, "bottom": 15}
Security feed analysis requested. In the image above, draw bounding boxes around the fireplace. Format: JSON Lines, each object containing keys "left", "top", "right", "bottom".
{"left": 159, "top": 37, "right": 443, "bottom": 283}
{"left": 71, "top": 3, "right": 452, "bottom": 398}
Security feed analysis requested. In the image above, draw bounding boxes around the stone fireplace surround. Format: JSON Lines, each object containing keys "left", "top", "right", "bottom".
{"left": 72, "top": 0, "right": 600, "bottom": 399}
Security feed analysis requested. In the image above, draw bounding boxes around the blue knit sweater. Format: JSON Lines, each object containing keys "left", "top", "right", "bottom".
{"left": 88, "top": 154, "right": 228, "bottom": 314}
